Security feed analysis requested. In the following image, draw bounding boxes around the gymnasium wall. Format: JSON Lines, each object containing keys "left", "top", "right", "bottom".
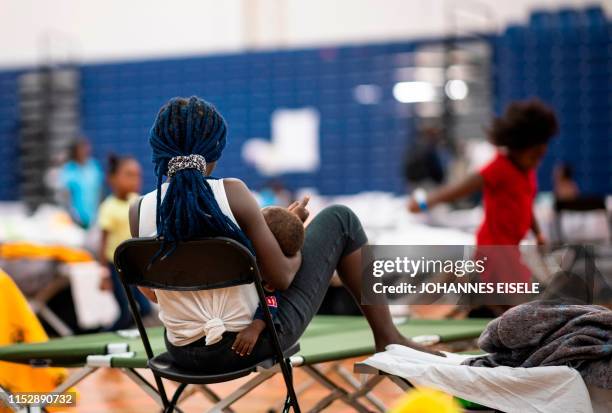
{"left": 78, "top": 43, "right": 417, "bottom": 196}
{"left": 0, "top": 71, "right": 20, "bottom": 200}
{"left": 6, "top": 0, "right": 607, "bottom": 68}
{"left": 494, "top": 6, "right": 612, "bottom": 194}
{"left": 0, "top": 6, "right": 610, "bottom": 200}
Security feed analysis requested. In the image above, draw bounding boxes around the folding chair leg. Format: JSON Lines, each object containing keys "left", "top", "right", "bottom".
{"left": 196, "top": 386, "right": 235, "bottom": 413}
{"left": 208, "top": 370, "right": 276, "bottom": 413}
{"left": 269, "top": 364, "right": 333, "bottom": 413}
{"left": 122, "top": 368, "right": 172, "bottom": 410}
{"left": 165, "top": 383, "right": 188, "bottom": 413}
{"left": 279, "top": 359, "right": 300, "bottom": 413}
{"left": 302, "top": 365, "right": 372, "bottom": 413}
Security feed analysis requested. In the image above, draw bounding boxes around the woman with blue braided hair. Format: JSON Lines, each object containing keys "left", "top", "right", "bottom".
{"left": 135, "top": 96, "right": 441, "bottom": 373}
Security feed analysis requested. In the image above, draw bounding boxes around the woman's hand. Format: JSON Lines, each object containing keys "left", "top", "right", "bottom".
{"left": 288, "top": 196, "right": 310, "bottom": 223}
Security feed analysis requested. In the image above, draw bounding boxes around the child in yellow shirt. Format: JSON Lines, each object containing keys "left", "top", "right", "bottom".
{"left": 98, "top": 154, "right": 151, "bottom": 330}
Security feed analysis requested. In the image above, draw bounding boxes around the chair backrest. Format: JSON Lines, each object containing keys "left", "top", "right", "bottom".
{"left": 554, "top": 196, "right": 611, "bottom": 244}
{"left": 554, "top": 196, "right": 606, "bottom": 212}
{"left": 114, "top": 237, "right": 257, "bottom": 291}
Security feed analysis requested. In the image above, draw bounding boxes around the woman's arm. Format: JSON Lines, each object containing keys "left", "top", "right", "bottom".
{"left": 408, "top": 173, "right": 484, "bottom": 212}
{"left": 224, "top": 178, "right": 302, "bottom": 291}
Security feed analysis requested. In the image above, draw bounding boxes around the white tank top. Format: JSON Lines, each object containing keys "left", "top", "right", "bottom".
{"left": 138, "top": 179, "right": 259, "bottom": 347}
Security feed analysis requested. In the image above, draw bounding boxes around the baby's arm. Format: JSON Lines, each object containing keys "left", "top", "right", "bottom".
{"left": 233, "top": 290, "right": 279, "bottom": 356}
{"left": 232, "top": 319, "right": 266, "bottom": 356}
{"left": 408, "top": 173, "right": 483, "bottom": 212}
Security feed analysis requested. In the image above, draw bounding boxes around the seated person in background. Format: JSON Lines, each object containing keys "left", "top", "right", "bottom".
{"left": 259, "top": 180, "right": 293, "bottom": 207}
{"left": 403, "top": 126, "right": 447, "bottom": 190}
{"left": 232, "top": 206, "right": 305, "bottom": 356}
{"left": 553, "top": 163, "right": 579, "bottom": 202}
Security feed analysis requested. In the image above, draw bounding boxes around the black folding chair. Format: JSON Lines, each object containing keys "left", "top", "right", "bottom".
{"left": 554, "top": 196, "right": 611, "bottom": 244}
{"left": 114, "top": 237, "right": 301, "bottom": 413}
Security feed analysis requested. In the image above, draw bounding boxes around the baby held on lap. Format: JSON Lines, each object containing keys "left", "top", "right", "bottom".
{"left": 231, "top": 207, "right": 305, "bottom": 356}
{"left": 261, "top": 207, "right": 304, "bottom": 257}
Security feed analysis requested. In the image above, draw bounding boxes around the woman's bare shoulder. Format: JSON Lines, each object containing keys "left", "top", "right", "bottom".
{"left": 222, "top": 178, "right": 259, "bottom": 224}
{"left": 222, "top": 177, "right": 248, "bottom": 191}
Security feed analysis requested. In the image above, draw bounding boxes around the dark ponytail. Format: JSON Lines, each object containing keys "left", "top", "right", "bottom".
{"left": 149, "top": 96, "right": 253, "bottom": 253}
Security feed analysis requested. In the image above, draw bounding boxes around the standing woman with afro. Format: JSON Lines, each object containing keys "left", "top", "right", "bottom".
{"left": 134, "top": 96, "right": 438, "bottom": 374}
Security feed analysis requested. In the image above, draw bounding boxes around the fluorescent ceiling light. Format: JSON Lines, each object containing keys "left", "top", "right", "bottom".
{"left": 353, "top": 84, "right": 382, "bottom": 105}
{"left": 445, "top": 79, "right": 469, "bottom": 100}
{"left": 393, "top": 81, "right": 435, "bottom": 103}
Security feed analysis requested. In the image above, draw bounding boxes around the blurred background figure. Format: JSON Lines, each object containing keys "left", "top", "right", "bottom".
{"left": 258, "top": 179, "right": 293, "bottom": 208}
{"left": 554, "top": 162, "right": 580, "bottom": 202}
{"left": 97, "top": 154, "right": 151, "bottom": 331}
{"left": 58, "top": 138, "right": 103, "bottom": 229}
{"left": 403, "top": 126, "right": 450, "bottom": 191}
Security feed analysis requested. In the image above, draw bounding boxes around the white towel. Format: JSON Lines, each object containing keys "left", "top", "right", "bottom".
{"left": 362, "top": 344, "right": 596, "bottom": 413}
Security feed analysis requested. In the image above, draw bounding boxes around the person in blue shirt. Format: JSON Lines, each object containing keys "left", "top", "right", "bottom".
{"left": 59, "top": 138, "right": 103, "bottom": 229}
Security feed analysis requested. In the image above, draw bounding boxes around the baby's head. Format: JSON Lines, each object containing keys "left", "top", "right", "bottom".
{"left": 262, "top": 207, "right": 304, "bottom": 256}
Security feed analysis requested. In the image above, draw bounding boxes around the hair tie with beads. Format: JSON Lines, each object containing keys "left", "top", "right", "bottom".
{"left": 167, "top": 154, "right": 207, "bottom": 178}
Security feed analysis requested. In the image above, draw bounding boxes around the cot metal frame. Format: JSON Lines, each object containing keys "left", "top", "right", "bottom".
{"left": 0, "top": 326, "right": 483, "bottom": 411}
{"left": 0, "top": 352, "right": 386, "bottom": 413}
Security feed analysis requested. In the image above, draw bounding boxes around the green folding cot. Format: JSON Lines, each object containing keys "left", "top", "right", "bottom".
{"left": 0, "top": 316, "right": 489, "bottom": 412}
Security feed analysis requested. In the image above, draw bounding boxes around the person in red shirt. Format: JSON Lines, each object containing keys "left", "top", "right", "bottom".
{"left": 408, "top": 99, "right": 559, "bottom": 283}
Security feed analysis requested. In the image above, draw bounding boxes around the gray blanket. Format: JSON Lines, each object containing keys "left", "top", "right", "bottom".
{"left": 464, "top": 300, "right": 612, "bottom": 389}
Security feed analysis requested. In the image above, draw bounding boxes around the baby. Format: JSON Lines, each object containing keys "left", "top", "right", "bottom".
{"left": 232, "top": 207, "right": 305, "bottom": 356}
{"left": 261, "top": 206, "right": 305, "bottom": 256}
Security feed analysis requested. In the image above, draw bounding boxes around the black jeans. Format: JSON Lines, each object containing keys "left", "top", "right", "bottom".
{"left": 165, "top": 205, "right": 368, "bottom": 373}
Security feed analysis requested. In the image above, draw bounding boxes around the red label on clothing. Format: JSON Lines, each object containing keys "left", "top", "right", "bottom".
{"left": 266, "top": 296, "right": 278, "bottom": 307}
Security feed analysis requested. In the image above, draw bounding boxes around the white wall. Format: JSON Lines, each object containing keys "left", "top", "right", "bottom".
{"left": 0, "top": 0, "right": 609, "bottom": 67}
